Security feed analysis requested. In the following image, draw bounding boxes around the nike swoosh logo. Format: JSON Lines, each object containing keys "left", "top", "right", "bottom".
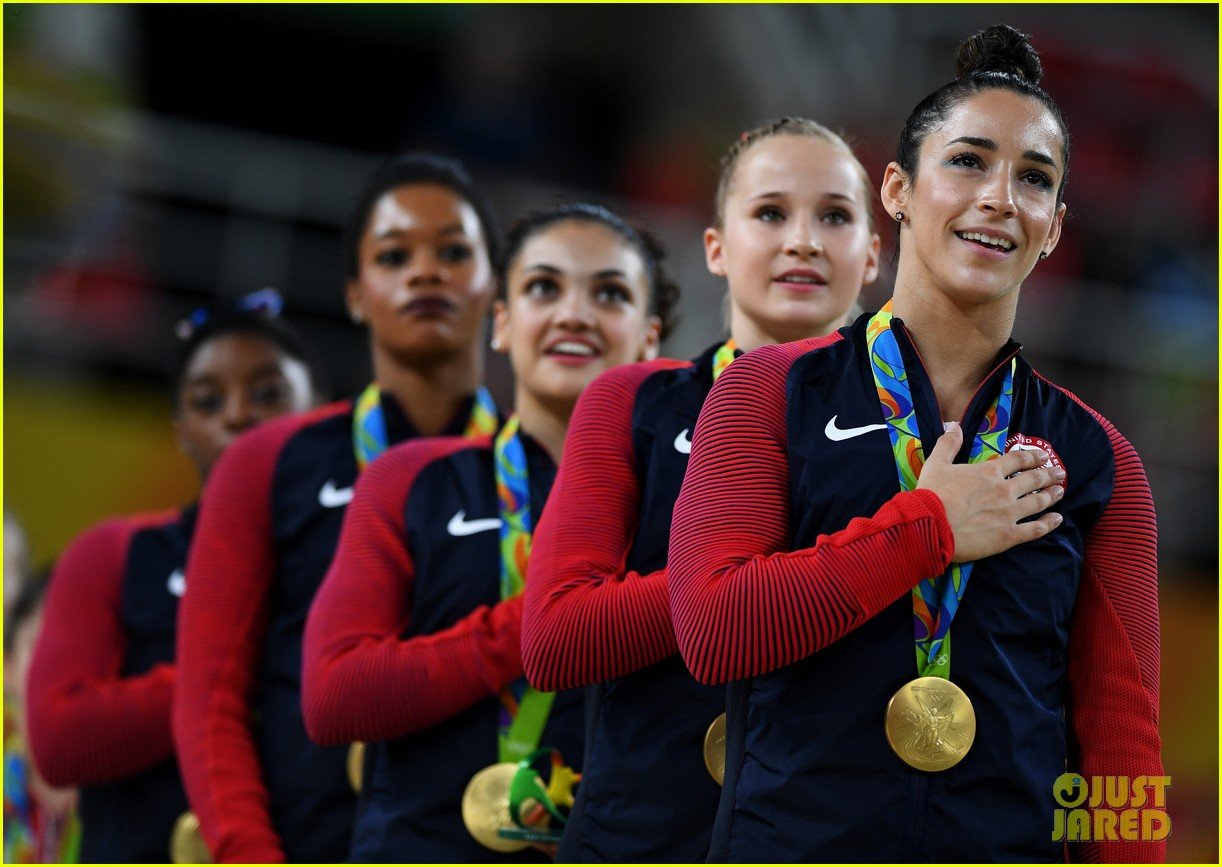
{"left": 447, "top": 510, "right": 503, "bottom": 537}
{"left": 167, "top": 568, "right": 186, "bottom": 598}
{"left": 824, "top": 415, "right": 888, "bottom": 441}
{"left": 674, "top": 428, "right": 693, "bottom": 455}
{"left": 318, "top": 480, "right": 354, "bottom": 508}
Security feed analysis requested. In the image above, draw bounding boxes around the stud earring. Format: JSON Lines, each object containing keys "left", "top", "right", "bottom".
{"left": 490, "top": 336, "right": 502, "bottom": 351}
{"left": 894, "top": 211, "right": 905, "bottom": 222}
{"left": 350, "top": 310, "right": 364, "bottom": 325}
{"left": 1039, "top": 252, "right": 1048, "bottom": 260}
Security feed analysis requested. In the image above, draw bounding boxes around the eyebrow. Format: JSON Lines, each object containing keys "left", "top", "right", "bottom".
{"left": 748, "top": 191, "right": 858, "bottom": 204}
{"left": 522, "top": 264, "right": 630, "bottom": 280}
{"left": 375, "top": 222, "right": 468, "bottom": 240}
{"left": 185, "top": 364, "right": 287, "bottom": 387}
{"left": 947, "top": 136, "right": 1058, "bottom": 169}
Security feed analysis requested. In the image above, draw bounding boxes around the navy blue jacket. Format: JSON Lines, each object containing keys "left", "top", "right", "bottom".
{"left": 29, "top": 507, "right": 195, "bottom": 862}
{"left": 524, "top": 344, "right": 730, "bottom": 863}
{"left": 304, "top": 430, "right": 583, "bottom": 862}
{"left": 176, "top": 393, "right": 489, "bottom": 862}
{"left": 669, "top": 313, "right": 1163, "bottom": 862}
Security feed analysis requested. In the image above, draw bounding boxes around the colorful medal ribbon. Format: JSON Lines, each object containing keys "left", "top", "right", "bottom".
{"left": 353, "top": 383, "right": 498, "bottom": 470}
{"left": 865, "top": 301, "right": 1015, "bottom": 679}
{"left": 493, "top": 414, "right": 555, "bottom": 762}
{"left": 711, "top": 339, "right": 739, "bottom": 382}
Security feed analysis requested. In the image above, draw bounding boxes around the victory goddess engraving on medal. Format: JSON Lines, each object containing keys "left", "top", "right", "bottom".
{"left": 884, "top": 676, "right": 976, "bottom": 772}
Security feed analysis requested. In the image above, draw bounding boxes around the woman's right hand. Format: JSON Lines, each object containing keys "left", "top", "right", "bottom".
{"left": 917, "top": 422, "right": 1066, "bottom": 563}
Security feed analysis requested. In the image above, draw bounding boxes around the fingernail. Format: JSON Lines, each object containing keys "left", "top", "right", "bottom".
{"left": 1053, "top": 513, "right": 1063, "bottom": 525}
{"left": 943, "top": 421, "right": 957, "bottom": 432}
{"left": 1053, "top": 485, "right": 1065, "bottom": 498}
{"left": 1035, "top": 450, "right": 1049, "bottom": 462}
{"left": 1054, "top": 468, "right": 1066, "bottom": 481}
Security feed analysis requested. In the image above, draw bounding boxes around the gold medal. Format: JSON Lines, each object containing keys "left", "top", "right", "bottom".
{"left": 347, "top": 741, "right": 365, "bottom": 793}
{"left": 703, "top": 712, "right": 726, "bottom": 785}
{"left": 169, "top": 811, "right": 211, "bottom": 863}
{"left": 461, "top": 763, "right": 531, "bottom": 853}
{"left": 884, "top": 676, "right": 976, "bottom": 772}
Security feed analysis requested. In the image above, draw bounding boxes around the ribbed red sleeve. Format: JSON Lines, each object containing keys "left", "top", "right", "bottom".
{"left": 522, "top": 359, "right": 689, "bottom": 691}
{"left": 173, "top": 403, "right": 344, "bottom": 864}
{"left": 26, "top": 514, "right": 179, "bottom": 787}
{"left": 667, "top": 339, "right": 955, "bottom": 686}
{"left": 1057, "top": 389, "right": 1165, "bottom": 864}
{"left": 302, "top": 437, "right": 528, "bottom": 746}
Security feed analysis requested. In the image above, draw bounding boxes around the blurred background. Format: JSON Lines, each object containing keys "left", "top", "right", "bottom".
{"left": 4, "top": 4, "right": 1216, "bottom": 860}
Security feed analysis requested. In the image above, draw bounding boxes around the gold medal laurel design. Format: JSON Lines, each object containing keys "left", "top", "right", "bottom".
{"left": 703, "top": 713, "right": 727, "bottom": 785}
{"left": 461, "top": 763, "right": 532, "bottom": 853}
{"left": 884, "top": 676, "right": 976, "bottom": 772}
{"left": 170, "top": 811, "right": 212, "bottom": 863}
{"left": 347, "top": 741, "right": 365, "bottom": 793}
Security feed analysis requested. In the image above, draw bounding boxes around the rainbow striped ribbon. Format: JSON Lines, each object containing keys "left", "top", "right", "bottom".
{"left": 711, "top": 339, "right": 739, "bottom": 382}
{"left": 493, "top": 414, "right": 556, "bottom": 762}
{"left": 352, "top": 383, "right": 498, "bottom": 471}
{"left": 865, "top": 301, "right": 1015, "bottom": 679}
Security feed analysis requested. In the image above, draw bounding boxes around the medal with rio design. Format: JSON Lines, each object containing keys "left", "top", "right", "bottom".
{"left": 868, "top": 302, "right": 1015, "bottom": 772}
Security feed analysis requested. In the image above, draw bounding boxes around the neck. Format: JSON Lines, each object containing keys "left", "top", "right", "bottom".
{"left": 370, "top": 343, "right": 484, "bottom": 437}
{"left": 514, "top": 389, "right": 570, "bottom": 464}
{"left": 889, "top": 275, "right": 1016, "bottom": 423}
{"left": 729, "top": 304, "right": 848, "bottom": 354}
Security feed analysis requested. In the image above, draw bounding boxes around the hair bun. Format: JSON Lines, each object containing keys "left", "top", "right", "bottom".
{"left": 954, "top": 24, "right": 1042, "bottom": 84}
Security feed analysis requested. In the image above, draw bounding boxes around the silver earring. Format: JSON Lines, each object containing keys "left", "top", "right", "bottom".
{"left": 1039, "top": 252, "right": 1048, "bottom": 260}
{"left": 894, "top": 211, "right": 905, "bottom": 222}
{"left": 490, "top": 336, "right": 502, "bottom": 351}
{"left": 350, "top": 310, "right": 364, "bottom": 324}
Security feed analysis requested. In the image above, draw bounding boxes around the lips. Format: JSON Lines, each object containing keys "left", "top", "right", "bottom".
{"left": 401, "top": 296, "right": 457, "bottom": 317}
{"left": 544, "top": 336, "right": 601, "bottom": 364}
{"left": 774, "top": 268, "right": 828, "bottom": 290}
{"left": 954, "top": 228, "right": 1018, "bottom": 254}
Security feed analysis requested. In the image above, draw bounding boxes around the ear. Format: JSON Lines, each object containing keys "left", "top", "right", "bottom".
{"left": 344, "top": 279, "right": 365, "bottom": 325}
{"left": 491, "top": 300, "right": 509, "bottom": 353}
{"left": 640, "top": 315, "right": 662, "bottom": 361}
{"left": 862, "top": 231, "right": 882, "bottom": 286}
{"left": 1042, "top": 202, "right": 1067, "bottom": 259}
{"left": 703, "top": 226, "right": 727, "bottom": 278}
{"left": 880, "top": 162, "right": 909, "bottom": 222}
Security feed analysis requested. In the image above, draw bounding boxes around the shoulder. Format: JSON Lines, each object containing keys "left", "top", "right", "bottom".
{"left": 584, "top": 357, "right": 694, "bottom": 405}
{"left": 214, "top": 400, "right": 352, "bottom": 482}
{"left": 716, "top": 333, "right": 845, "bottom": 394}
{"left": 362, "top": 434, "right": 492, "bottom": 497}
{"left": 1025, "top": 366, "right": 1138, "bottom": 470}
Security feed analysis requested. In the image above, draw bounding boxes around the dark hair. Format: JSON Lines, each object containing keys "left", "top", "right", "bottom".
{"left": 5, "top": 565, "right": 49, "bottom": 655}
{"left": 172, "top": 300, "right": 314, "bottom": 408}
{"left": 897, "top": 24, "right": 1070, "bottom": 205}
{"left": 341, "top": 152, "right": 502, "bottom": 281}
{"left": 497, "top": 202, "right": 681, "bottom": 341}
{"left": 714, "top": 116, "right": 876, "bottom": 230}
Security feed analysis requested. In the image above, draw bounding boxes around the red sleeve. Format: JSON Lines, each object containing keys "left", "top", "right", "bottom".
{"left": 522, "top": 359, "right": 689, "bottom": 691}
{"left": 666, "top": 339, "right": 955, "bottom": 686}
{"left": 26, "top": 515, "right": 178, "bottom": 787}
{"left": 302, "top": 437, "right": 527, "bottom": 746}
{"left": 173, "top": 404, "right": 343, "bottom": 864}
{"left": 1060, "top": 398, "right": 1165, "bottom": 864}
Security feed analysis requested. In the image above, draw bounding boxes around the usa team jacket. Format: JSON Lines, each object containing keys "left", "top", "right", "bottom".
{"left": 667, "top": 313, "right": 1163, "bottom": 862}
{"left": 522, "top": 343, "right": 727, "bottom": 863}
{"left": 302, "top": 430, "right": 583, "bottom": 862}
{"left": 27, "top": 507, "right": 195, "bottom": 862}
{"left": 173, "top": 394, "right": 485, "bottom": 863}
